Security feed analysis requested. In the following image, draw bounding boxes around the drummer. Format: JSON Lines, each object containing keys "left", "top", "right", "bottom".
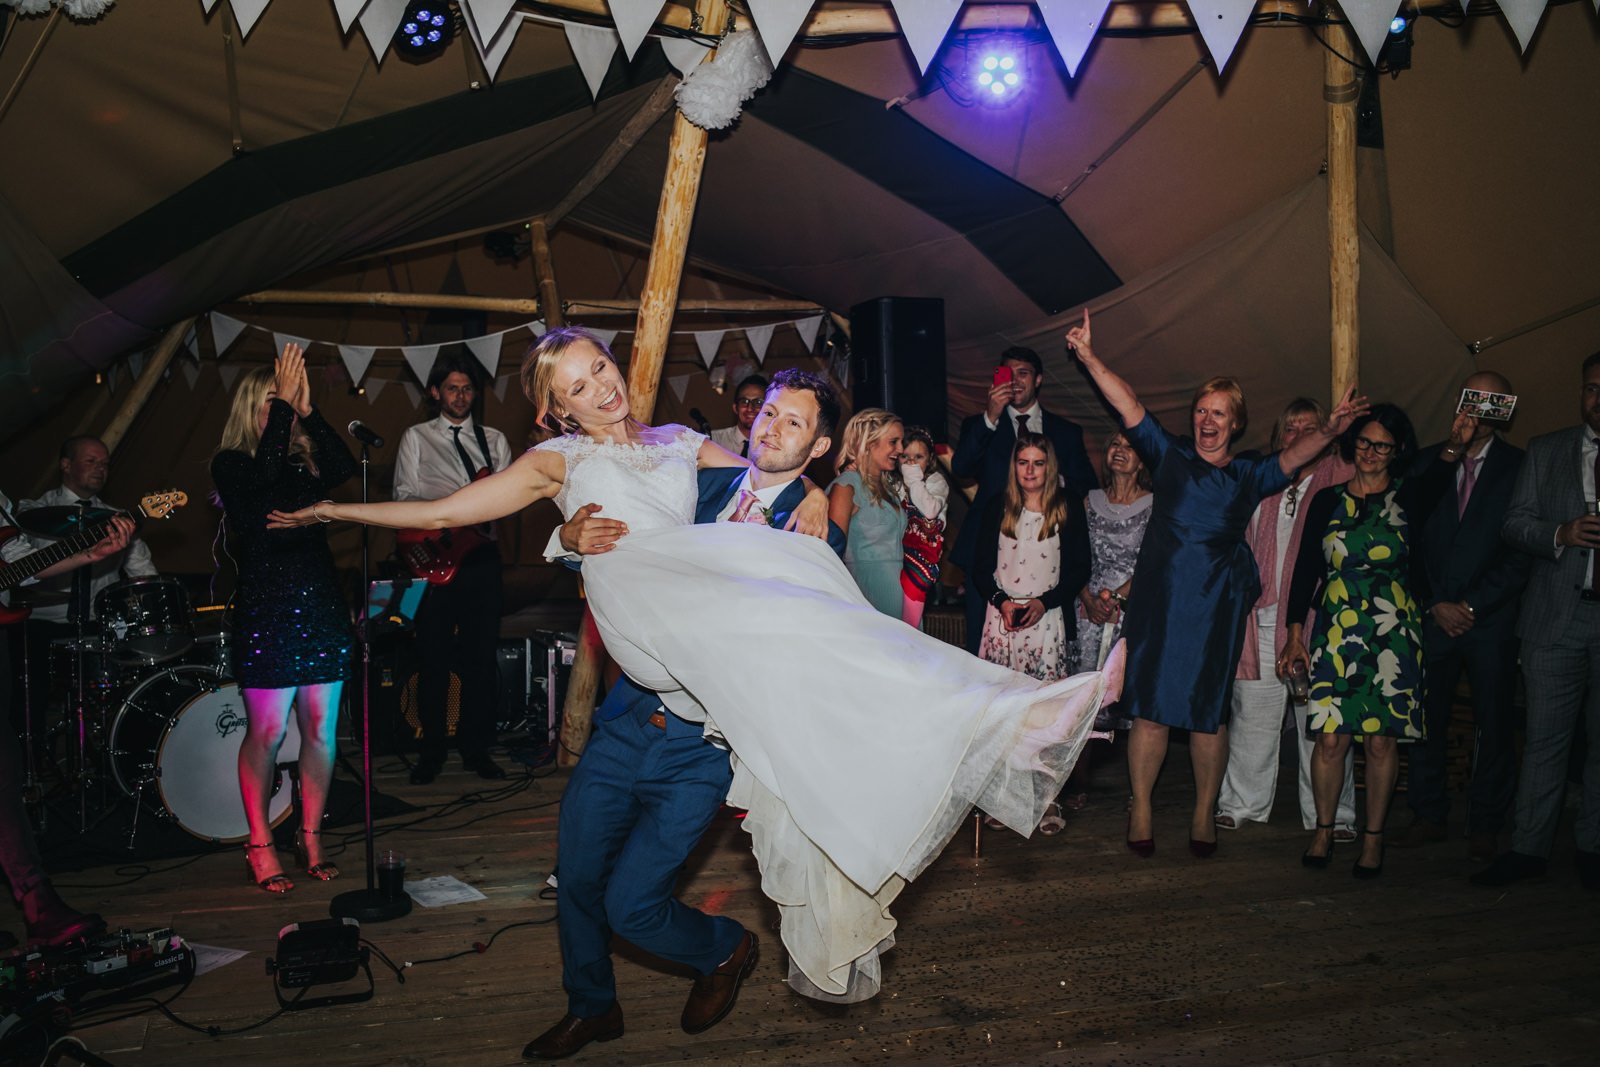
{"left": 16, "top": 436, "right": 158, "bottom": 708}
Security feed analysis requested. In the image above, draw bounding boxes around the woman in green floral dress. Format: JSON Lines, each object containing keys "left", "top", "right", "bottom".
{"left": 1283, "top": 405, "right": 1469, "bottom": 878}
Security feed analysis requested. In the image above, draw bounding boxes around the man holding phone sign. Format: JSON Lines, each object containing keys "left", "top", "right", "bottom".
{"left": 952, "top": 346, "right": 1096, "bottom": 654}
{"left": 1395, "top": 372, "right": 1530, "bottom": 858}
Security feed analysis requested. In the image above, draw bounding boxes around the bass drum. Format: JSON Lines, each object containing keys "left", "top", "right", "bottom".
{"left": 108, "top": 666, "right": 301, "bottom": 843}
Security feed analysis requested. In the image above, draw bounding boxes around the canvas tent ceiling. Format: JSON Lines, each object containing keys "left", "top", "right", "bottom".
{"left": 0, "top": 0, "right": 1597, "bottom": 449}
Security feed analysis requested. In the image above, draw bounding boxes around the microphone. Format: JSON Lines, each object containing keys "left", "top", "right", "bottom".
{"left": 347, "top": 420, "right": 385, "bottom": 449}
{"left": 688, "top": 407, "right": 712, "bottom": 435}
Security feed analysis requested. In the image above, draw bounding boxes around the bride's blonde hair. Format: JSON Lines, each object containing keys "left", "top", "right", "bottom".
{"left": 216, "top": 366, "right": 314, "bottom": 466}
{"left": 521, "top": 326, "right": 626, "bottom": 438}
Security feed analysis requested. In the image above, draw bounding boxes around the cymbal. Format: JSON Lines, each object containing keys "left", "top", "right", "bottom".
{"left": 14, "top": 505, "right": 117, "bottom": 537}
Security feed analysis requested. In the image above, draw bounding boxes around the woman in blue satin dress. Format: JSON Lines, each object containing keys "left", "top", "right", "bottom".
{"left": 1065, "top": 310, "right": 1366, "bottom": 860}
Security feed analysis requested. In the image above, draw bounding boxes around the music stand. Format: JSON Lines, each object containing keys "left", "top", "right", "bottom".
{"left": 330, "top": 440, "right": 411, "bottom": 923}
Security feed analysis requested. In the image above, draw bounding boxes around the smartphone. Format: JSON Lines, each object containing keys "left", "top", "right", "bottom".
{"left": 1009, "top": 604, "right": 1026, "bottom": 626}
{"left": 1457, "top": 387, "right": 1517, "bottom": 422}
{"left": 992, "top": 366, "right": 1013, "bottom": 388}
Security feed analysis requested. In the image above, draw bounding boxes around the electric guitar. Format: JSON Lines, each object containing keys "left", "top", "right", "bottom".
{"left": 0, "top": 490, "right": 188, "bottom": 625}
{"left": 395, "top": 468, "right": 493, "bottom": 585}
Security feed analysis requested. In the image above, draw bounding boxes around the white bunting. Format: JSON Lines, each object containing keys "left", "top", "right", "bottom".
{"left": 466, "top": 334, "right": 502, "bottom": 378}
{"left": 402, "top": 343, "right": 441, "bottom": 385}
{"left": 201, "top": 0, "right": 221, "bottom": 12}
{"left": 565, "top": 21, "right": 622, "bottom": 100}
{"left": 129, "top": 350, "right": 147, "bottom": 381}
{"left": 660, "top": 36, "right": 710, "bottom": 74}
{"left": 794, "top": 314, "right": 823, "bottom": 351}
{"left": 358, "top": 0, "right": 410, "bottom": 62}
{"left": 461, "top": 0, "right": 518, "bottom": 46}
{"left": 181, "top": 361, "right": 201, "bottom": 390}
{"left": 401, "top": 381, "right": 423, "bottom": 408}
{"left": 272, "top": 332, "right": 314, "bottom": 358}
{"left": 529, "top": 319, "right": 548, "bottom": 338}
{"left": 365, "top": 376, "right": 390, "bottom": 404}
{"left": 609, "top": 0, "right": 665, "bottom": 60}
{"left": 666, "top": 374, "right": 692, "bottom": 403}
{"left": 332, "top": 0, "right": 370, "bottom": 33}
{"left": 219, "top": 364, "right": 242, "bottom": 392}
{"left": 694, "top": 330, "right": 725, "bottom": 368}
{"left": 104, "top": 364, "right": 119, "bottom": 393}
{"left": 228, "top": 0, "right": 274, "bottom": 37}
{"left": 1036, "top": 0, "right": 1113, "bottom": 78}
{"left": 745, "top": 0, "right": 815, "bottom": 66}
{"left": 745, "top": 323, "right": 776, "bottom": 364}
{"left": 591, "top": 328, "right": 619, "bottom": 351}
{"left": 338, "top": 345, "right": 378, "bottom": 386}
{"left": 1184, "top": 0, "right": 1258, "bottom": 73}
{"left": 1338, "top": 0, "right": 1406, "bottom": 67}
{"left": 462, "top": 6, "right": 524, "bottom": 81}
{"left": 210, "top": 313, "right": 248, "bottom": 359}
{"left": 180, "top": 323, "right": 199, "bottom": 361}
{"left": 1495, "top": 0, "right": 1552, "bottom": 52}
{"left": 493, "top": 375, "right": 511, "bottom": 403}
{"left": 888, "top": 0, "right": 963, "bottom": 73}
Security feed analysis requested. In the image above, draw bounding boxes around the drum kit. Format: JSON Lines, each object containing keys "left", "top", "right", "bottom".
{"left": 11, "top": 505, "right": 300, "bottom": 849}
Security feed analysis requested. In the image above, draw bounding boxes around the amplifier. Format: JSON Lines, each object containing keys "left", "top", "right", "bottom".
{"left": 497, "top": 633, "right": 576, "bottom": 741}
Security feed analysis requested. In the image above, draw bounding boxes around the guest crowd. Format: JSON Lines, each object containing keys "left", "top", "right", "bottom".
{"left": 811, "top": 324, "right": 1600, "bottom": 890}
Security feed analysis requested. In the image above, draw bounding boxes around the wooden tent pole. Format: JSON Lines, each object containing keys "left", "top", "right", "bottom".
{"left": 0, "top": 6, "right": 62, "bottom": 126}
{"left": 1323, "top": 16, "right": 1360, "bottom": 400}
{"left": 100, "top": 318, "right": 195, "bottom": 454}
{"left": 546, "top": 77, "right": 682, "bottom": 231}
{"left": 529, "top": 220, "right": 565, "bottom": 330}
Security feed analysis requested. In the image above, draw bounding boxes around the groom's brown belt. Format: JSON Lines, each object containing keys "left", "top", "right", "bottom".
{"left": 648, "top": 710, "right": 667, "bottom": 729}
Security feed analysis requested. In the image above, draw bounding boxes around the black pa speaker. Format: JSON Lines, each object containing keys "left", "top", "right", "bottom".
{"left": 849, "top": 297, "right": 947, "bottom": 440}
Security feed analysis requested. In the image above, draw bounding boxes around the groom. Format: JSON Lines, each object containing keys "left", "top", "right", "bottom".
{"left": 524, "top": 368, "right": 844, "bottom": 1060}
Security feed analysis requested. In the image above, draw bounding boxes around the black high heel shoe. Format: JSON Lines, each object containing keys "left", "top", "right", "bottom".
{"left": 245, "top": 842, "right": 294, "bottom": 894}
{"left": 1302, "top": 821, "right": 1337, "bottom": 870}
{"left": 1353, "top": 828, "right": 1385, "bottom": 880}
{"left": 294, "top": 829, "right": 340, "bottom": 882}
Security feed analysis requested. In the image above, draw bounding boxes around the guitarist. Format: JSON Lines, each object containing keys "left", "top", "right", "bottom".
{"left": 394, "top": 357, "right": 513, "bottom": 784}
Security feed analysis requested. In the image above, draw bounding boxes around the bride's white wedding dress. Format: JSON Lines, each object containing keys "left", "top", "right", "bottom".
{"left": 539, "top": 426, "right": 1116, "bottom": 1002}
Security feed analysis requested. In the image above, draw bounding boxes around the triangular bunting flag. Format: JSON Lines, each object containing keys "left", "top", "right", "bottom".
{"left": 609, "top": 0, "right": 664, "bottom": 60}
{"left": 1337, "top": 0, "right": 1406, "bottom": 67}
{"left": 1495, "top": 0, "right": 1551, "bottom": 52}
{"left": 529, "top": 319, "right": 548, "bottom": 338}
{"left": 105, "top": 364, "right": 119, "bottom": 394}
{"left": 694, "top": 330, "right": 725, "bottom": 368}
{"left": 591, "top": 328, "right": 619, "bottom": 351}
{"left": 1184, "top": 0, "right": 1257, "bottom": 73}
{"left": 333, "top": 0, "right": 370, "bottom": 33}
{"left": 181, "top": 323, "right": 200, "bottom": 361}
{"left": 358, "top": 0, "right": 410, "bottom": 62}
{"left": 181, "top": 361, "right": 201, "bottom": 390}
{"left": 401, "top": 381, "right": 423, "bottom": 408}
{"left": 660, "top": 36, "right": 710, "bottom": 74}
{"left": 219, "top": 364, "right": 242, "bottom": 392}
{"left": 745, "top": 0, "right": 814, "bottom": 67}
{"left": 272, "top": 332, "right": 314, "bottom": 358}
{"left": 210, "top": 313, "right": 248, "bottom": 359}
{"left": 228, "top": 0, "right": 274, "bottom": 38}
{"left": 745, "top": 323, "right": 776, "bottom": 365}
{"left": 338, "top": 345, "right": 377, "bottom": 386}
{"left": 402, "top": 343, "right": 441, "bottom": 385}
{"left": 461, "top": 0, "right": 518, "bottom": 47}
{"left": 493, "top": 375, "right": 511, "bottom": 403}
{"left": 462, "top": 5, "right": 524, "bottom": 82}
{"left": 666, "top": 374, "right": 692, "bottom": 403}
{"left": 1036, "top": 0, "right": 1114, "bottom": 78}
{"left": 466, "top": 335, "right": 502, "bottom": 378}
{"left": 129, "top": 350, "right": 146, "bottom": 380}
{"left": 202, "top": 0, "right": 221, "bottom": 12}
{"left": 365, "top": 376, "right": 390, "bottom": 404}
{"left": 794, "top": 314, "right": 823, "bottom": 351}
{"left": 564, "top": 21, "right": 621, "bottom": 100}
{"left": 888, "top": 0, "right": 963, "bottom": 73}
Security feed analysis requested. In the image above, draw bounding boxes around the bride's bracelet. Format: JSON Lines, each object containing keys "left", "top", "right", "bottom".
{"left": 312, "top": 499, "right": 334, "bottom": 524}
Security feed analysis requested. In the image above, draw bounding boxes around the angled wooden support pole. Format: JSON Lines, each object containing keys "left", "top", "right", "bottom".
{"left": 1323, "top": 15, "right": 1360, "bottom": 401}
{"left": 101, "top": 318, "right": 196, "bottom": 455}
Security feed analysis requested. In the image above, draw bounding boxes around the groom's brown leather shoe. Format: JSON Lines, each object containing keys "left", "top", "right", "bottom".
{"left": 522, "top": 1003, "right": 623, "bottom": 1060}
{"left": 681, "top": 931, "right": 759, "bottom": 1034}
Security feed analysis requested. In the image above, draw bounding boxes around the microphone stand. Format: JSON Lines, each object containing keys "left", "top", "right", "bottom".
{"left": 331, "top": 439, "right": 411, "bottom": 922}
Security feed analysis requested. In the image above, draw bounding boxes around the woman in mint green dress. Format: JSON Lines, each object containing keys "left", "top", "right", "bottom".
{"left": 828, "top": 409, "right": 908, "bottom": 616}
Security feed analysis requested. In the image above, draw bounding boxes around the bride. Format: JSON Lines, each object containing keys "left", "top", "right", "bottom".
{"left": 270, "top": 327, "right": 1120, "bottom": 1001}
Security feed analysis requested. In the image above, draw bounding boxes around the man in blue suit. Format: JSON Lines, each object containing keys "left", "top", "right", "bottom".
{"left": 524, "top": 369, "right": 845, "bottom": 1060}
{"left": 951, "top": 345, "right": 1097, "bottom": 652}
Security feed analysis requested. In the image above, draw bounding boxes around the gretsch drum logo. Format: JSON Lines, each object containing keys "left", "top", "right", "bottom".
{"left": 215, "top": 706, "right": 247, "bottom": 739}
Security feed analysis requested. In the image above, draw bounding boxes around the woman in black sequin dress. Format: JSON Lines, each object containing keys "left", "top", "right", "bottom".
{"left": 212, "top": 345, "right": 355, "bottom": 893}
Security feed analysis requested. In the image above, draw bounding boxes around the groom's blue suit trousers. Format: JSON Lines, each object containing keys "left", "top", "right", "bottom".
{"left": 556, "top": 680, "right": 745, "bottom": 1017}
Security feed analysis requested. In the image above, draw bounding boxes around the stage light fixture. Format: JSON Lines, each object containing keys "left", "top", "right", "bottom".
{"left": 974, "top": 45, "right": 1025, "bottom": 105}
{"left": 394, "top": 1, "right": 456, "bottom": 62}
{"left": 1389, "top": 16, "right": 1408, "bottom": 34}
{"left": 1378, "top": 14, "right": 1413, "bottom": 74}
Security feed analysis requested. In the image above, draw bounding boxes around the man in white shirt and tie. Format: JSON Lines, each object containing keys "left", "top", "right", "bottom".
{"left": 393, "top": 358, "right": 513, "bottom": 783}
{"left": 709, "top": 374, "right": 767, "bottom": 458}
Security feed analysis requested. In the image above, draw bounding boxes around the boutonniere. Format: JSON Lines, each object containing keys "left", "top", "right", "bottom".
{"left": 755, "top": 504, "right": 778, "bottom": 527}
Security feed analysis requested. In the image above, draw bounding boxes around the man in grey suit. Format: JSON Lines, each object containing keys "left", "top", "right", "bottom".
{"left": 1475, "top": 351, "right": 1600, "bottom": 889}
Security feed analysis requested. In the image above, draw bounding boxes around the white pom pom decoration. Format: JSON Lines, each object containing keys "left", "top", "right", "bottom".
{"left": 6, "top": 0, "right": 56, "bottom": 16}
{"left": 674, "top": 29, "right": 774, "bottom": 131}
{"left": 61, "top": 0, "right": 116, "bottom": 18}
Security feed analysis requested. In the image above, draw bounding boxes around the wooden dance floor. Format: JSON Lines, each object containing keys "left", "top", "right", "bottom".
{"left": 15, "top": 754, "right": 1596, "bottom": 1065}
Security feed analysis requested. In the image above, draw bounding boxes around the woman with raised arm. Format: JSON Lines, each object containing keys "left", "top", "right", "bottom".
{"left": 1065, "top": 309, "right": 1366, "bottom": 860}
{"left": 270, "top": 327, "right": 1118, "bottom": 1004}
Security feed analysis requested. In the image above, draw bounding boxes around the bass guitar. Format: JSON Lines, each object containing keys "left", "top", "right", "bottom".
{"left": 395, "top": 469, "right": 493, "bottom": 585}
{"left": 0, "top": 490, "right": 188, "bottom": 625}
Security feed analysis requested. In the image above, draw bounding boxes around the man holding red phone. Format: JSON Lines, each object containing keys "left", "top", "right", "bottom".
{"left": 951, "top": 346, "right": 1097, "bottom": 654}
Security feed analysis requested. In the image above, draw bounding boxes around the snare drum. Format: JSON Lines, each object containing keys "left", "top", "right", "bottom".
{"left": 95, "top": 576, "right": 195, "bottom": 666}
{"left": 49, "top": 633, "right": 124, "bottom": 690}
{"left": 108, "top": 665, "right": 301, "bottom": 842}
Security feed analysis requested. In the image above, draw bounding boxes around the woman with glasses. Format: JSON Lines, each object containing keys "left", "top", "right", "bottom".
{"left": 1281, "top": 405, "right": 1471, "bottom": 878}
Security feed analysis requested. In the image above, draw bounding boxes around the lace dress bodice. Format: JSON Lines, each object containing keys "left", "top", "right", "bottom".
{"left": 535, "top": 425, "right": 704, "bottom": 532}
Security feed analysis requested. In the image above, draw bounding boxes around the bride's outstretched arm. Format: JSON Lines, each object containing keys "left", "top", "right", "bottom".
{"left": 697, "top": 438, "right": 752, "bottom": 470}
{"left": 267, "top": 448, "right": 565, "bottom": 530}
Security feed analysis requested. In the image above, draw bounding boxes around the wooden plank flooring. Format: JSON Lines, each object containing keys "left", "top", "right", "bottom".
{"left": 8, "top": 755, "right": 1597, "bottom": 1065}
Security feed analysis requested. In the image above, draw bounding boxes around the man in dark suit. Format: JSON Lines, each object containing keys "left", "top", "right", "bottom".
{"left": 951, "top": 345, "right": 1096, "bottom": 653}
{"left": 1393, "top": 373, "right": 1530, "bottom": 858}
{"left": 524, "top": 369, "right": 845, "bottom": 1060}
{"left": 1474, "top": 351, "right": 1600, "bottom": 890}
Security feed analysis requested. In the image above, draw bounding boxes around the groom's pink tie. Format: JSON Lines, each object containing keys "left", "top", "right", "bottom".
{"left": 729, "top": 489, "right": 762, "bottom": 523}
